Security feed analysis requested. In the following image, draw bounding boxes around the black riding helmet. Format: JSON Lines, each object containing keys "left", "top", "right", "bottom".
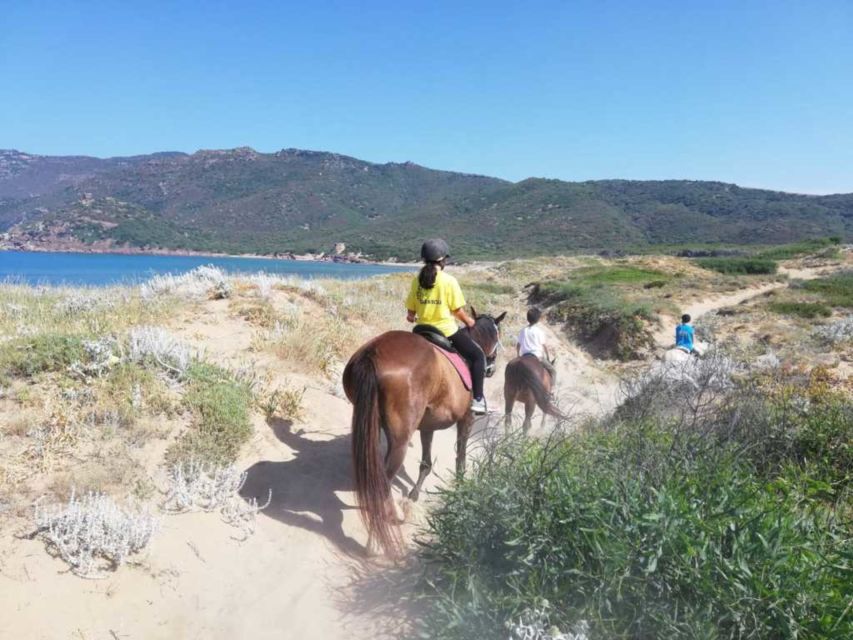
{"left": 421, "top": 238, "right": 450, "bottom": 262}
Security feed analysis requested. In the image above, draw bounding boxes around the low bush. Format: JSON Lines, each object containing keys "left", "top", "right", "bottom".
{"left": 532, "top": 282, "right": 655, "bottom": 360}
{"left": 813, "top": 315, "right": 853, "bottom": 345}
{"left": 167, "top": 362, "right": 253, "bottom": 464}
{"left": 34, "top": 491, "right": 158, "bottom": 578}
{"left": 128, "top": 326, "right": 192, "bottom": 376}
{"left": 99, "top": 363, "right": 175, "bottom": 425}
{"left": 1, "top": 333, "right": 87, "bottom": 378}
{"left": 802, "top": 271, "right": 853, "bottom": 308}
{"left": 757, "top": 237, "right": 841, "bottom": 260}
{"left": 162, "top": 459, "right": 270, "bottom": 539}
{"left": 768, "top": 301, "right": 832, "bottom": 318}
{"left": 570, "top": 265, "right": 671, "bottom": 286}
{"left": 258, "top": 383, "right": 305, "bottom": 421}
{"left": 416, "top": 366, "right": 852, "bottom": 639}
{"left": 695, "top": 257, "right": 778, "bottom": 275}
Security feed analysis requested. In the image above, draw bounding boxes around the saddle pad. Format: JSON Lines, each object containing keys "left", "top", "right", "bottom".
{"left": 431, "top": 344, "right": 472, "bottom": 391}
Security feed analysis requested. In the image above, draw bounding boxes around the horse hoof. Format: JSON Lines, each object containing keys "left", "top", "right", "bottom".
{"left": 399, "top": 498, "right": 414, "bottom": 521}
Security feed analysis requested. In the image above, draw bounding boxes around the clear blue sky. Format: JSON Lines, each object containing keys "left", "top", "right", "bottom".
{"left": 2, "top": 1, "right": 851, "bottom": 194}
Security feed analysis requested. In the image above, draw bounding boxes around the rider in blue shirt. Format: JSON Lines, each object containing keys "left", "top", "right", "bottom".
{"left": 675, "top": 313, "right": 695, "bottom": 354}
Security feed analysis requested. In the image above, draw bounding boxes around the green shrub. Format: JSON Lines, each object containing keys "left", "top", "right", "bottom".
{"left": 571, "top": 266, "right": 671, "bottom": 285}
{"left": 0, "top": 333, "right": 86, "bottom": 378}
{"left": 757, "top": 237, "right": 841, "bottom": 260}
{"left": 696, "top": 257, "right": 778, "bottom": 274}
{"left": 533, "top": 282, "right": 655, "bottom": 360}
{"left": 802, "top": 271, "right": 853, "bottom": 308}
{"left": 460, "top": 281, "right": 516, "bottom": 296}
{"left": 768, "top": 301, "right": 832, "bottom": 318}
{"left": 418, "top": 426, "right": 850, "bottom": 639}
{"left": 417, "top": 371, "right": 852, "bottom": 639}
{"left": 168, "top": 361, "right": 253, "bottom": 464}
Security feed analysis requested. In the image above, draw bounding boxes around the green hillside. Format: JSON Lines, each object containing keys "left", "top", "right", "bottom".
{"left": 1, "top": 148, "right": 850, "bottom": 260}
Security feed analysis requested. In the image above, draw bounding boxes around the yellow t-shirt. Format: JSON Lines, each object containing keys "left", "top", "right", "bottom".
{"left": 405, "top": 270, "right": 466, "bottom": 337}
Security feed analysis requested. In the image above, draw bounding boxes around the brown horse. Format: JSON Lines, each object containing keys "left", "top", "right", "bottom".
{"left": 503, "top": 354, "right": 563, "bottom": 433}
{"left": 342, "top": 308, "right": 505, "bottom": 555}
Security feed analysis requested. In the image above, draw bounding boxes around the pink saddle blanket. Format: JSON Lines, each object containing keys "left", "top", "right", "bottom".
{"left": 430, "top": 344, "right": 472, "bottom": 391}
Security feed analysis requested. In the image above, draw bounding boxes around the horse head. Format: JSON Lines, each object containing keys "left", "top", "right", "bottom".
{"left": 469, "top": 306, "right": 507, "bottom": 377}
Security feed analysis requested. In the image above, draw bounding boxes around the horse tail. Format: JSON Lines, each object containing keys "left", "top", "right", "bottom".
{"left": 512, "top": 357, "right": 565, "bottom": 419}
{"left": 346, "top": 349, "right": 401, "bottom": 556}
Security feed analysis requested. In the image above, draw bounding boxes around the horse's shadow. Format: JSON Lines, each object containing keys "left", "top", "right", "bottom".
{"left": 240, "top": 418, "right": 416, "bottom": 557}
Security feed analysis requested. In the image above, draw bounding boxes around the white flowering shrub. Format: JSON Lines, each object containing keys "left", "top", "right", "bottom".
{"left": 507, "top": 604, "right": 589, "bottom": 640}
{"left": 162, "top": 459, "right": 270, "bottom": 540}
{"left": 34, "top": 491, "right": 158, "bottom": 578}
{"left": 655, "top": 347, "right": 737, "bottom": 391}
{"left": 53, "top": 291, "right": 115, "bottom": 315}
{"left": 0, "top": 302, "right": 25, "bottom": 320}
{"left": 220, "top": 492, "right": 271, "bottom": 540}
{"left": 162, "top": 459, "right": 246, "bottom": 513}
{"left": 814, "top": 315, "right": 853, "bottom": 345}
{"left": 69, "top": 336, "right": 120, "bottom": 378}
{"left": 128, "top": 326, "right": 192, "bottom": 375}
{"left": 247, "top": 272, "right": 278, "bottom": 299}
{"left": 140, "top": 265, "right": 231, "bottom": 300}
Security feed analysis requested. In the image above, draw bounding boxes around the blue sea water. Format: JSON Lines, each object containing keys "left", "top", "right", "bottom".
{"left": 0, "top": 251, "right": 413, "bottom": 286}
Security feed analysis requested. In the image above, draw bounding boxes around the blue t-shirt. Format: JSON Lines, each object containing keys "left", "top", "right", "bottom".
{"left": 675, "top": 323, "right": 694, "bottom": 351}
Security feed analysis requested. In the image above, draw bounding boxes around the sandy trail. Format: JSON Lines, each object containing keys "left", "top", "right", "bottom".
{"left": 0, "top": 264, "right": 836, "bottom": 639}
{"left": 651, "top": 265, "right": 829, "bottom": 349}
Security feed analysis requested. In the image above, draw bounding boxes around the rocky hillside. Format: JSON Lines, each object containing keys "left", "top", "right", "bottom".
{"left": 1, "top": 148, "right": 851, "bottom": 260}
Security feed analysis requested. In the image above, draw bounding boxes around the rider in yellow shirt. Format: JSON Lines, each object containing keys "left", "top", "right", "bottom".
{"left": 406, "top": 239, "right": 487, "bottom": 414}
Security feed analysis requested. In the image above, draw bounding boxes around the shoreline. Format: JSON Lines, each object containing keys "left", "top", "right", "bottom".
{"left": 0, "top": 244, "right": 419, "bottom": 268}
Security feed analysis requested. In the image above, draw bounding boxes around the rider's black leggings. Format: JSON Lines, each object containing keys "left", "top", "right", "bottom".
{"left": 449, "top": 329, "right": 485, "bottom": 399}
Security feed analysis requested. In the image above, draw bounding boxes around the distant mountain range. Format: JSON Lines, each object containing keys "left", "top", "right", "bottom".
{"left": 1, "top": 148, "right": 850, "bottom": 260}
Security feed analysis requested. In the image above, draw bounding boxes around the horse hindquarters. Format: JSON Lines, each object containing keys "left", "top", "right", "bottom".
{"left": 504, "top": 358, "right": 565, "bottom": 432}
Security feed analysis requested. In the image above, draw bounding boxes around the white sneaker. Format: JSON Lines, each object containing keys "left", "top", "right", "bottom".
{"left": 470, "top": 397, "right": 487, "bottom": 415}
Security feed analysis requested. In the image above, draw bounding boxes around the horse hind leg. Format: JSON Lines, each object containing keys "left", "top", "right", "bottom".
{"left": 522, "top": 398, "right": 535, "bottom": 434}
{"left": 382, "top": 429, "right": 410, "bottom": 524}
{"left": 504, "top": 389, "right": 515, "bottom": 432}
{"left": 409, "top": 429, "right": 434, "bottom": 502}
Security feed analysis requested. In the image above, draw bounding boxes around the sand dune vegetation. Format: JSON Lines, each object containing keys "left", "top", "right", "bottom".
{"left": 0, "top": 247, "right": 850, "bottom": 638}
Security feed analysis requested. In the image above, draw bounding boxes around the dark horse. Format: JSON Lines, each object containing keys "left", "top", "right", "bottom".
{"left": 342, "top": 308, "right": 505, "bottom": 555}
{"left": 504, "top": 354, "right": 563, "bottom": 433}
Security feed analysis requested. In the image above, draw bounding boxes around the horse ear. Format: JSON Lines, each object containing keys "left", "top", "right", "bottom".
{"left": 470, "top": 306, "right": 478, "bottom": 319}
{"left": 495, "top": 311, "right": 507, "bottom": 324}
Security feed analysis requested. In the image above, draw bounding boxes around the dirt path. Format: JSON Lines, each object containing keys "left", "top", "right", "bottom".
{"left": 651, "top": 265, "right": 829, "bottom": 349}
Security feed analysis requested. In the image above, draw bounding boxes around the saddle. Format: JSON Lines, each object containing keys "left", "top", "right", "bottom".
{"left": 413, "top": 324, "right": 455, "bottom": 352}
{"left": 412, "top": 325, "right": 472, "bottom": 391}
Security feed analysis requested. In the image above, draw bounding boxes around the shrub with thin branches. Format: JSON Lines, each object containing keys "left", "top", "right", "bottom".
{"left": 814, "top": 315, "right": 853, "bottom": 345}
{"left": 161, "top": 459, "right": 247, "bottom": 513}
{"left": 161, "top": 459, "right": 270, "bottom": 539}
{"left": 507, "top": 604, "right": 589, "bottom": 640}
{"left": 128, "top": 326, "right": 192, "bottom": 376}
{"left": 34, "top": 491, "right": 158, "bottom": 578}
{"left": 140, "top": 265, "right": 230, "bottom": 300}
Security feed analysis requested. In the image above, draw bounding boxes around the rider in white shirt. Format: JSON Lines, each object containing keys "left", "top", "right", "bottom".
{"left": 517, "top": 307, "right": 557, "bottom": 386}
